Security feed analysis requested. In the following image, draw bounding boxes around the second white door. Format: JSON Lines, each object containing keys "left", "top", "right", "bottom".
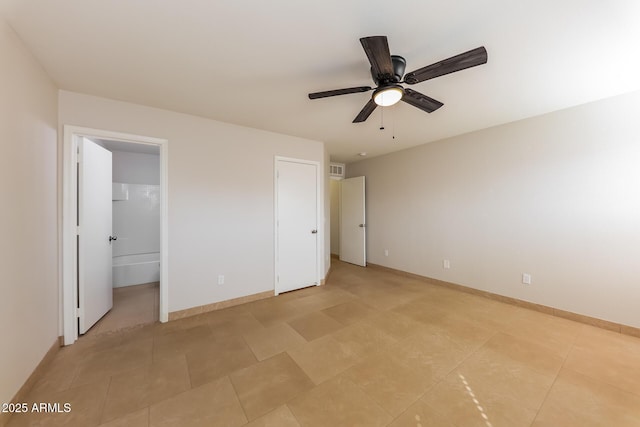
{"left": 276, "top": 159, "right": 318, "bottom": 294}
{"left": 340, "top": 176, "right": 366, "bottom": 266}
{"left": 78, "top": 137, "right": 114, "bottom": 334}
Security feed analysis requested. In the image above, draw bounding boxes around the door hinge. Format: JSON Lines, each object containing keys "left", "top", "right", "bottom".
{"left": 76, "top": 225, "right": 81, "bottom": 235}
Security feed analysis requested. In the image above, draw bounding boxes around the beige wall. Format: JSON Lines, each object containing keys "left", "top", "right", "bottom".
{"left": 348, "top": 89, "right": 640, "bottom": 328}
{"left": 0, "top": 19, "right": 59, "bottom": 405}
{"left": 59, "top": 91, "right": 326, "bottom": 313}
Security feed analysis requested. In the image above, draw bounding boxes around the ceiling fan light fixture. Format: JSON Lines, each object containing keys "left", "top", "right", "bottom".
{"left": 373, "top": 84, "right": 404, "bottom": 107}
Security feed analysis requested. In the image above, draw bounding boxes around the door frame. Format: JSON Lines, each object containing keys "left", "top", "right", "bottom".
{"left": 274, "top": 156, "right": 322, "bottom": 295}
{"left": 62, "top": 125, "right": 169, "bottom": 345}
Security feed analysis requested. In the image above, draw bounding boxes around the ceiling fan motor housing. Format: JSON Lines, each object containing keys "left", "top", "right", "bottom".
{"left": 371, "top": 55, "right": 407, "bottom": 84}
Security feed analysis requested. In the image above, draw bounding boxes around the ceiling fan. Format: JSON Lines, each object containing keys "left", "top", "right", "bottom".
{"left": 308, "top": 36, "right": 487, "bottom": 123}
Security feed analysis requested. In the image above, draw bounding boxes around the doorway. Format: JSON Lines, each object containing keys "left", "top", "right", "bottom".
{"left": 62, "top": 126, "right": 168, "bottom": 345}
{"left": 85, "top": 137, "right": 161, "bottom": 336}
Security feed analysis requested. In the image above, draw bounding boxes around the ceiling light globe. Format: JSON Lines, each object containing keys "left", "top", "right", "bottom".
{"left": 373, "top": 85, "right": 404, "bottom": 107}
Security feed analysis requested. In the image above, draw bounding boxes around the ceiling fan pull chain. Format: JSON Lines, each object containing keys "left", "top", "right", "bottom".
{"left": 380, "top": 105, "right": 385, "bottom": 130}
{"left": 392, "top": 105, "right": 396, "bottom": 140}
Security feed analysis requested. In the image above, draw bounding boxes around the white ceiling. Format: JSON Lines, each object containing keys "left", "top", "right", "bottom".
{"left": 2, "top": 1, "right": 640, "bottom": 163}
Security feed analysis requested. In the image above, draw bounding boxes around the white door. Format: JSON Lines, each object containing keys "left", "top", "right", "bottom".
{"left": 340, "top": 176, "right": 366, "bottom": 266}
{"left": 276, "top": 159, "right": 318, "bottom": 294}
{"left": 78, "top": 137, "right": 113, "bottom": 334}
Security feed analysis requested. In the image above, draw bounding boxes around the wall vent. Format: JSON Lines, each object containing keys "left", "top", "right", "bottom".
{"left": 329, "top": 162, "right": 345, "bottom": 179}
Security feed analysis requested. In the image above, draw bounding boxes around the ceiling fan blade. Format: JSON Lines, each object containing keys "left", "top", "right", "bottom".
{"left": 353, "top": 99, "right": 377, "bottom": 123}
{"left": 402, "top": 88, "right": 443, "bottom": 113}
{"left": 309, "top": 86, "right": 372, "bottom": 99}
{"left": 360, "top": 36, "right": 394, "bottom": 81}
{"left": 404, "top": 46, "right": 487, "bottom": 84}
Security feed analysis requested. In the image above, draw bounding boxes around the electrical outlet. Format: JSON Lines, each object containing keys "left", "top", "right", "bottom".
{"left": 443, "top": 259, "right": 450, "bottom": 269}
{"left": 522, "top": 273, "right": 531, "bottom": 285}
{"left": 218, "top": 275, "right": 225, "bottom": 285}
{"left": 384, "top": 249, "right": 389, "bottom": 256}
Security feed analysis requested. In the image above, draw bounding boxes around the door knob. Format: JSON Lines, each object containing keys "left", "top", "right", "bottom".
{"left": 109, "top": 236, "right": 117, "bottom": 242}
{"left": 359, "top": 224, "right": 365, "bottom": 228}
{"left": 311, "top": 229, "right": 317, "bottom": 234}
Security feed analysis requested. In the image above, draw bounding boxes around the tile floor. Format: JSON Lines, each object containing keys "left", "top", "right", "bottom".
{"left": 7, "top": 262, "right": 640, "bottom": 426}
{"left": 84, "top": 282, "right": 159, "bottom": 337}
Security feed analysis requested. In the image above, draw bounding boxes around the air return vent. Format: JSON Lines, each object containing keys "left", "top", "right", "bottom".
{"left": 329, "top": 163, "right": 345, "bottom": 179}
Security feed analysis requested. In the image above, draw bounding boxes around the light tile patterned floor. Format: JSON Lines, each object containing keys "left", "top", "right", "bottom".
{"left": 84, "top": 282, "right": 159, "bottom": 337}
{"left": 7, "top": 262, "right": 640, "bottom": 426}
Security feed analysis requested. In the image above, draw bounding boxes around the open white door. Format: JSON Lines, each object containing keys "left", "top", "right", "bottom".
{"left": 275, "top": 159, "right": 319, "bottom": 294}
{"left": 78, "top": 137, "right": 113, "bottom": 334}
{"left": 340, "top": 176, "right": 366, "bottom": 266}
